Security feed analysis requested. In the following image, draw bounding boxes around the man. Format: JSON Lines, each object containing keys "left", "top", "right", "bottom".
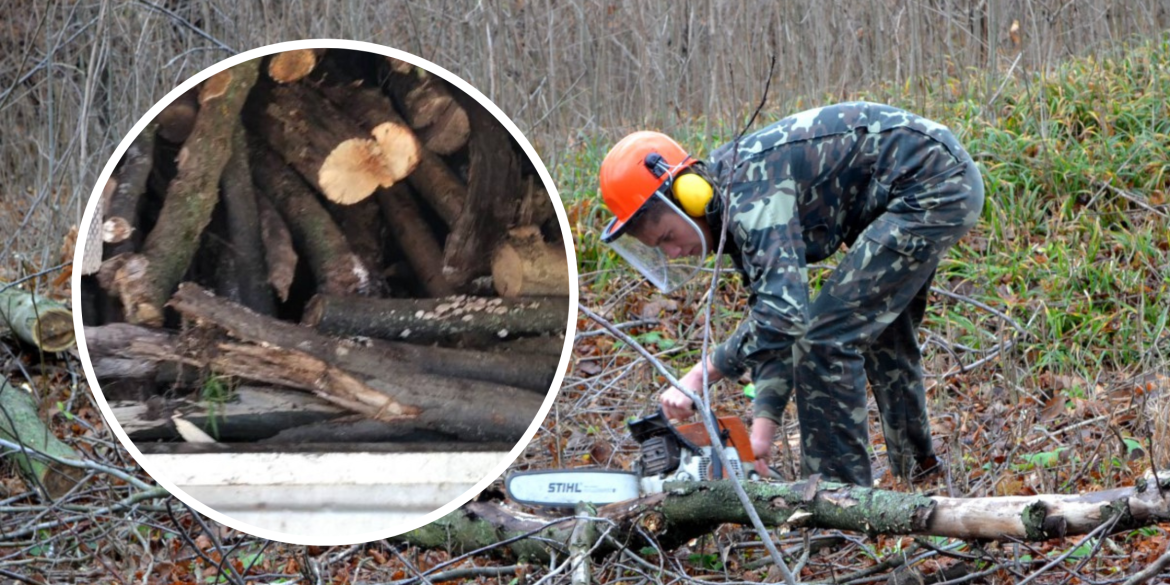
{"left": 597, "top": 102, "right": 984, "bottom": 486}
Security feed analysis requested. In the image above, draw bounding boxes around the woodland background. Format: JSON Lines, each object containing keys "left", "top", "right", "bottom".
{"left": 1, "top": 0, "right": 1169, "bottom": 583}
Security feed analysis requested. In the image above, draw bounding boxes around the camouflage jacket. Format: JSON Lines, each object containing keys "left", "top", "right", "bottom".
{"left": 703, "top": 101, "right": 973, "bottom": 378}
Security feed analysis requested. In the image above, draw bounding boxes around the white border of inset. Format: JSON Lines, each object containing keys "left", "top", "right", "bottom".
{"left": 71, "top": 39, "right": 578, "bottom": 546}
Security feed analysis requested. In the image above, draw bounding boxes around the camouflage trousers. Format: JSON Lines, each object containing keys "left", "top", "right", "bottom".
{"left": 751, "top": 158, "right": 984, "bottom": 486}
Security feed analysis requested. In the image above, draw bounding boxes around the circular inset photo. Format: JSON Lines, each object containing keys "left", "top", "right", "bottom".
{"left": 73, "top": 41, "right": 574, "bottom": 544}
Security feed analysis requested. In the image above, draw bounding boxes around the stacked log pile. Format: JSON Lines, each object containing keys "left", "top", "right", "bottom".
{"left": 80, "top": 50, "right": 569, "bottom": 451}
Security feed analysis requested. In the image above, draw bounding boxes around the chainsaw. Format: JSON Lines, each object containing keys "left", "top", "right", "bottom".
{"left": 506, "top": 409, "right": 761, "bottom": 507}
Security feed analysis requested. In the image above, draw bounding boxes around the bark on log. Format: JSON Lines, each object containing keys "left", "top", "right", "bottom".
{"left": 261, "top": 418, "right": 457, "bottom": 444}
{"left": 397, "top": 474, "right": 1170, "bottom": 562}
{"left": 250, "top": 143, "right": 371, "bottom": 296}
{"left": 303, "top": 294, "right": 570, "bottom": 341}
{"left": 492, "top": 226, "right": 570, "bottom": 298}
{"left": 318, "top": 84, "right": 466, "bottom": 225}
{"left": 103, "top": 124, "right": 156, "bottom": 259}
{"left": 254, "top": 82, "right": 418, "bottom": 205}
{"left": 266, "top": 49, "right": 325, "bottom": 84}
{"left": 133, "top": 340, "right": 419, "bottom": 423}
{"left": 442, "top": 96, "right": 521, "bottom": 288}
{"left": 325, "top": 197, "right": 386, "bottom": 295}
{"left": 167, "top": 284, "right": 558, "bottom": 392}
{"left": 111, "top": 386, "right": 346, "bottom": 442}
{"left": 0, "top": 380, "right": 86, "bottom": 498}
{"left": 375, "top": 183, "right": 454, "bottom": 297}
{"left": 384, "top": 59, "right": 470, "bottom": 155}
{"left": 114, "top": 60, "right": 259, "bottom": 326}
{"left": 0, "top": 286, "right": 75, "bottom": 352}
{"left": 166, "top": 284, "right": 546, "bottom": 440}
{"left": 155, "top": 87, "right": 199, "bottom": 144}
{"left": 255, "top": 194, "right": 296, "bottom": 302}
{"left": 219, "top": 125, "right": 274, "bottom": 314}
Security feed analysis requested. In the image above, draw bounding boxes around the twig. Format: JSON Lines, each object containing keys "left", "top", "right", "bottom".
{"left": 1097, "top": 181, "right": 1169, "bottom": 219}
{"left": 132, "top": 0, "right": 234, "bottom": 52}
{"left": 1121, "top": 543, "right": 1170, "bottom": 585}
{"left": 1015, "top": 514, "right": 1121, "bottom": 585}
{"left": 388, "top": 565, "right": 520, "bottom": 584}
{"left": 574, "top": 318, "right": 658, "bottom": 339}
{"left": 931, "top": 287, "right": 1027, "bottom": 335}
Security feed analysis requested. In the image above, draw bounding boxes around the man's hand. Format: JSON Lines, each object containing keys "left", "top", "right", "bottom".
{"left": 659, "top": 387, "right": 695, "bottom": 420}
{"left": 750, "top": 417, "right": 779, "bottom": 476}
{"left": 660, "top": 357, "right": 726, "bottom": 421}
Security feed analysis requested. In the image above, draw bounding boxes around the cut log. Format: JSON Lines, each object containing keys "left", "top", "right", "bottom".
{"left": 254, "top": 82, "right": 418, "bottom": 205}
{"left": 103, "top": 124, "right": 156, "bottom": 259}
{"left": 325, "top": 197, "right": 386, "bottom": 295}
{"left": 0, "top": 286, "right": 75, "bottom": 352}
{"left": 384, "top": 59, "right": 470, "bottom": 155}
{"left": 0, "top": 380, "right": 86, "bottom": 498}
{"left": 156, "top": 87, "right": 199, "bottom": 144}
{"left": 81, "top": 178, "right": 117, "bottom": 276}
{"left": 167, "top": 284, "right": 558, "bottom": 392}
{"left": 218, "top": 124, "right": 274, "bottom": 314}
{"left": 250, "top": 143, "right": 371, "bottom": 296}
{"left": 303, "top": 294, "right": 570, "bottom": 341}
{"left": 111, "top": 385, "right": 346, "bottom": 442}
{"left": 375, "top": 183, "right": 454, "bottom": 297}
{"left": 491, "top": 226, "right": 570, "bottom": 298}
{"left": 114, "top": 59, "right": 259, "bottom": 326}
{"left": 255, "top": 193, "right": 296, "bottom": 302}
{"left": 266, "top": 49, "right": 325, "bottom": 84}
{"left": 442, "top": 96, "right": 521, "bottom": 288}
{"left": 396, "top": 474, "right": 1170, "bottom": 563}
{"left": 318, "top": 83, "right": 466, "bottom": 225}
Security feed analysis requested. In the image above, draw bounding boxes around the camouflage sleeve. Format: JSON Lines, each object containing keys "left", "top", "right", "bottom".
{"left": 711, "top": 177, "right": 811, "bottom": 380}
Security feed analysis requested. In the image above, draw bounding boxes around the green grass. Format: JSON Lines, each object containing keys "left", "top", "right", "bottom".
{"left": 562, "top": 33, "right": 1170, "bottom": 383}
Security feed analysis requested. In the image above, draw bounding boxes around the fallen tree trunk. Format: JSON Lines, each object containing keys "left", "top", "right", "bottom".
{"left": 114, "top": 59, "right": 259, "bottom": 326}
{"left": 0, "top": 380, "right": 86, "bottom": 498}
{"left": 0, "top": 286, "right": 75, "bottom": 352}
{"left": 303, "top": 294, "right": 570, "bottom": 341}
{"left": 396, "top": 474, "right": 1170, "bottom": 562}
{"left": 254, "top": 82, "right": 418, "bottom": 205}
{"left": 167, "top": 283, "right": 558, "bottom": 392}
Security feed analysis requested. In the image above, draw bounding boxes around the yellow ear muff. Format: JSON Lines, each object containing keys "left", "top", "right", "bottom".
{"left": 672, "top": 173, "right": 713, "bottom": 217}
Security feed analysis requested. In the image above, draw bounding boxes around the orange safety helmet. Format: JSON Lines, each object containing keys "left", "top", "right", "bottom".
{"left": 599, "top": 131, "right": 699, "bottom": 242}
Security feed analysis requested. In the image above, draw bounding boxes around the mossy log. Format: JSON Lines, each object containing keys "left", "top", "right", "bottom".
{"left": 303, "top": 294, "right": 570, "bottom": 342}
{"left": 114, "top": 59, "right": 259, "bottom": 326}
{"left": 396, "top": 474, "right": 1170, "bottom": 563}
{"left": 0, "top": 380, "right": 86, "bottom": 498}
{"left": 0, "top": 286, "right": 75, "bottom": 352}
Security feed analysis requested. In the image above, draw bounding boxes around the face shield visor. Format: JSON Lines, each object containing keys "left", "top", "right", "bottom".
{"left": 600, "top": 192, "right": 708, "bottom": 292}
